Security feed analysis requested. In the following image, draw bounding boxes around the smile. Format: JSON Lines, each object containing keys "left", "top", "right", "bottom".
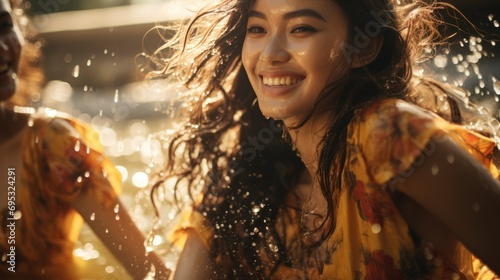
{"left": 262, "top": 76, "right": 304, "bottom": 86}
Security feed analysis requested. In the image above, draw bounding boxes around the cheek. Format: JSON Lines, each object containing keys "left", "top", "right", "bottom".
{"left": 241, "top": 42, "right": 257, "bottom": 76}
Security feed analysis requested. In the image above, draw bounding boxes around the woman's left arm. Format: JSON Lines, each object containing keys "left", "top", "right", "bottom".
{"left": 393, "top": 134, "right": 500, "bottom": 274}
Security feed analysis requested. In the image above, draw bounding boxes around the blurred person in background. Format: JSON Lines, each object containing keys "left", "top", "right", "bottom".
{"left": 0, "top": 0, "right": 168, "bottom": 278}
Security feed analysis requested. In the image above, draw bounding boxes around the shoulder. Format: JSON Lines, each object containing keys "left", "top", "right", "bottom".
{"left": 349, "top": 98, "right": 443, "bottom": 147}
{"left": 354, "top": 98, "right": 438, "bottom": 129}
{"left": 25, "top": 108, "right": 121, "bottom": 200}
{"left": 29, "top": 108, "right": 104, "bottom": 153}
{"left": 348, "top": 99, "right": 448, "bottom": 186}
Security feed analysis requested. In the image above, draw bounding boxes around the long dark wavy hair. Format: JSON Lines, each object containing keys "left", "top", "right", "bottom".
{"left": 147, "top": 0, "right": 470, "bottom": 278}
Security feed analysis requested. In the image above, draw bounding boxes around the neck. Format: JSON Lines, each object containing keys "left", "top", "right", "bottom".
{"left": 284, "top": 112, "right": 330, "bottom": 180}
{"left": 0, "top": 103, "right": 31, "bottom": 144}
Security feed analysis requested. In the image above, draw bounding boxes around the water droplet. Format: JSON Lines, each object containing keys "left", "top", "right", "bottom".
{"left": 431, "top": 164, "right": 439, "bottom": 175}
{"left": 494, "top": 20, "right": 499, "bottom": 28}
{"left": 13, "top": 210, "right": 22, "bottom": 220}
{"left": 115, "top": 214, "right": 120, "bottom": 221}
{"left": 493, "top": 77, "right": 500, "bottom": 95}
{"left": 74, "top": 140, "right": 80, "bottom": 152}
{"left": 87, "top": 59, "right": 92, "bottom": 66}
{"left": 114, "top": 204, "right": 120, "bottom": 213}
{"left": 252, "top": 205, "right": 261, "bottom": 214}
{"left": 424, "top": 247, "right": 434, "bottom": 260}
{"left": 145, "top": 224, "right": 168, "bottom": 253}
{"left": 371, "top": 224, "right": 381, "bottom": 234}
{"left": 114, "top": 90, "right": 119, "bottom": 102}
{"left": 447, "top": 154, "right": 455, "bottom": 164}
{"left": 433, "top": 55, "right": 448, "bottom": 68}
{"left": 90, "top": 213, "right": 95, "bottom": 221}
{"left": 64, "top": 54, "right": 72, "bottom": 63}
{"left": 72, "top": 65, "right": 80, "bottom": 78}
{"left": 269, "top": 244, "right": 279, "bottom": 252}
{"left": 473, "top": 203, "right": 480, "bottom": 212}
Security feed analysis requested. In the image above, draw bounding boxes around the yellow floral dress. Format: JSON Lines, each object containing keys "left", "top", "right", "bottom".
{"left": 0, "top": 108, "right": 121, "bottom": 278}
{"left": 173, "top": 98, "right": 498, "bottom": 279}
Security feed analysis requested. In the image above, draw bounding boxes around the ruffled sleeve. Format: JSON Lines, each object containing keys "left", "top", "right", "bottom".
{"left": 351, "top": 99, "right": 498, "bottom": 187}
{"left": 24, "top": 110, "right": 122, "bottom": 208}
{"left": 169, "top": 209, "right": 214, "bottom": 250}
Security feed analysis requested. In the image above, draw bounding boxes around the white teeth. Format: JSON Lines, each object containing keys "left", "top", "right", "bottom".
{"left": 263, "top": 76, "right": 301, "bottom": 86}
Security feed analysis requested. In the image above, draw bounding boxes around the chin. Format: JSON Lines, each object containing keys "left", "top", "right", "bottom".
{"left": 258, "top": 102, "right": 308, "bottom": 123}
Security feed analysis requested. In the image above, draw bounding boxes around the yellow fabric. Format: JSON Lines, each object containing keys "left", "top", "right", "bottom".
{"left": 0, "top": 108, "right": 121, "bottom": 277}
{"left": 173, "top": 99, "right": 499, "bottom": 279}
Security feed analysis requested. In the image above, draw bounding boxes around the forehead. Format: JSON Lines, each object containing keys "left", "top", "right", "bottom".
{"left": 249, "top": 0, "right": 343, "bottom": 20}
{"left": 250, "top": 0, "right": 336, "bottom": 11}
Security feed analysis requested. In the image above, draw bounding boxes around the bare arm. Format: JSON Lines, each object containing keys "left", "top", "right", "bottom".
{"left": 71, "top": 192, "right": 170, "bottom": 279}
{"left": 394, "top": 135, "right": 500, "bottom": 274}
{"left": 170, "top": 229, "right": 218, "bottom": 280}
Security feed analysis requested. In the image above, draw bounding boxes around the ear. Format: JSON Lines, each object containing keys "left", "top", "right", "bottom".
{"left": 350, "top": 36, "right": 384, "bottom": 68}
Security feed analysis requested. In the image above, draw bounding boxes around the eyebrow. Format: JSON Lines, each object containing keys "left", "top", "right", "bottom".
{"left": 248, "top": 9, "right": 327, "bottom": 22}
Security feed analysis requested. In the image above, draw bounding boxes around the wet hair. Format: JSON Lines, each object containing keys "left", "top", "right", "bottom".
{"left": 147, "top": 0, "right": 472, "bottom": 278}
{"left": 7, "top": 0, "right": 43, "bottom": 106}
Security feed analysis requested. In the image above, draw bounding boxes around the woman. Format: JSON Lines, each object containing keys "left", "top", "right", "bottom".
{"left": 147, "top": 0, "right": 500, "bottom": 279}
{"left": 0, "top": 0, "right": 168, "bottom": 278}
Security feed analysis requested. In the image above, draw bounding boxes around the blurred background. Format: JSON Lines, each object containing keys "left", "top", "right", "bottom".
{"left": 21, "top": 0, "right": 500, "bottom": 279}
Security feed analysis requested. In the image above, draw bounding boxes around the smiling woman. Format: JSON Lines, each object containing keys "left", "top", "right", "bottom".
{"left": 242, "top": 0, "right": 353, "bottom": 122}
{"left": 146, "top": 0, "right": 500, "bottom": 279}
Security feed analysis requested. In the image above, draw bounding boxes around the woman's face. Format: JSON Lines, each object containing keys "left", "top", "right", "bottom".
{"left": 0, "top": 0, "right": 23, "bottom": 101}
{"left": 242, "top": 0, "right": 351, "bottom": 123}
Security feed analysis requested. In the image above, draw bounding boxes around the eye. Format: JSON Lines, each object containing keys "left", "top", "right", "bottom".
{"left": 247, "top": 25, "right": 266, "bottom": 34}
{"left": 291, "top": 25, "right": 317, "bottom": 34}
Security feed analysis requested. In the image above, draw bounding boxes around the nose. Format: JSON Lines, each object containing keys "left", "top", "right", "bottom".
{"left": 260, "top": 33, "right": 290, "bottom": 64}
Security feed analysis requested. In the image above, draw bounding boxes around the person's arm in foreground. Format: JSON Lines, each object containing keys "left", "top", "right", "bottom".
{"left": 394, "top": 135, "right": 500, "bottom": 274}
{"left": 72, "top": 193, "right": 170, "bottom": 279}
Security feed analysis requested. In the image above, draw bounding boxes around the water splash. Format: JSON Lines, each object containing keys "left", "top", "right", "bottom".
{"left": 145, "top": 219, "right": 169, "bottom": 254}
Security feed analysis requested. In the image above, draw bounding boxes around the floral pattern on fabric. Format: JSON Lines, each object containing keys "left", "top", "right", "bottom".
{"left": 174, "top": 98, "right": 499, "bottom": 279}
{"left": 0, "top": 108, "right": 121, "bottom": 275}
